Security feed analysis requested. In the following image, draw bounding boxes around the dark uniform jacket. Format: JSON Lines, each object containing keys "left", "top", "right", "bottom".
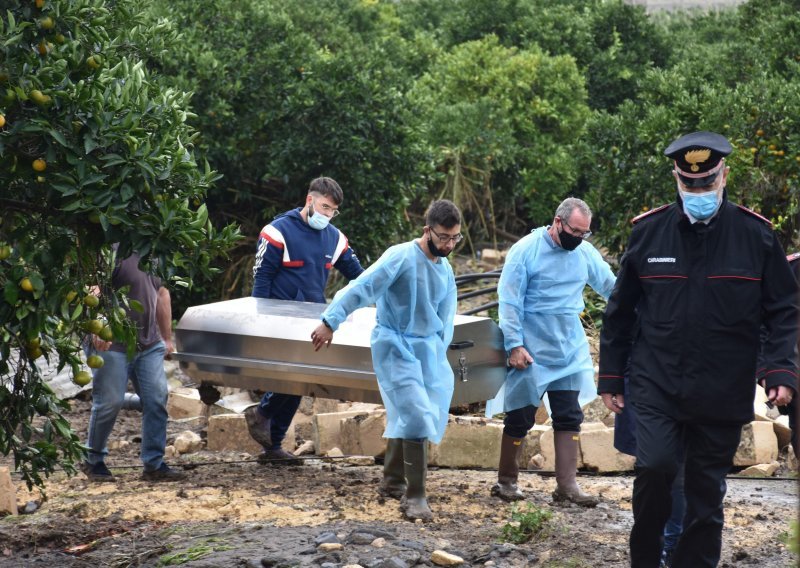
{"left": 598, "top": 194, "right": 799, "bottom": 424}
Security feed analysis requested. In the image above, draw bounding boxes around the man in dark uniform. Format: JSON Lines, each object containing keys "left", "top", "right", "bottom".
{"left": 598, "top": 131, "right": 798, "bottom": 568}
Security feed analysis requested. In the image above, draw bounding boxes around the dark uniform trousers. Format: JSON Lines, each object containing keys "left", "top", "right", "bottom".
{"left": 503, "top": 390, "right": 583, "bottom": 437}
{"left": 631, "top": 403, "right": 742, "bottom": 568}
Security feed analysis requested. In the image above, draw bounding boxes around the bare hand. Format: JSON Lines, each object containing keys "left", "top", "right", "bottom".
{"left": 91, "top": 335, "right": 112, "bottom": 352}
{"left": 767, "top": 385, "right": 794, "bottom": 407}
{"left": 311, "top": 323, "right": 333, "bottom": 351}
{"left": 163, "top": 339, "right": 175, "bottom": 360}
{"left": 601, "top": 392, "right": 625, "bottom": 414}
{"left": 507, "top": 346, "right": 534, "bottom": 370}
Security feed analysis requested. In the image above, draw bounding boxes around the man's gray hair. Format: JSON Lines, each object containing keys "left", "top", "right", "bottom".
{"left": 555, "top": 197, "right": 592, "bottom": 221}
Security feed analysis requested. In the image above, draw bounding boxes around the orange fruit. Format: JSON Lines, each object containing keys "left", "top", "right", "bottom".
{"left": 85, "top": 319, "right": 104, "bottom": 334}
{"left": 0, "top": 114, "right": 5, "bottom": 128}
{"left": 83, "top": 294, "right": 100, "bottom": 308}
{"left": 32, "top": 158, "right": 47, "bottom": 172}
{"left": 86, "top": 355, "right": 104, "bottom": 369}
{"left": 20, "top": 277, "right": 34, "bottom": 292}
{"left": 73, "top": 370, "right": 92, "bottom": 386}
{"left": 98, "top": 326, "right": 114, "bottom": 341}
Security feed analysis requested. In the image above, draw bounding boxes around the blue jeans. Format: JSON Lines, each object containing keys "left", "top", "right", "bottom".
{"left": 86, "top": 341, "right": 169, "bottom": 471}
{"left": 257, "top": 392, "right": 302, "bottom": 449}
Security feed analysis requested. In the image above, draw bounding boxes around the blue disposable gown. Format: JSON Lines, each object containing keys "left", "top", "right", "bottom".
{"left": 486, "top": 227, "right": 616, "bottom": 416}
{"left": 322, "top": 241, "right": 457, "bottom": 443}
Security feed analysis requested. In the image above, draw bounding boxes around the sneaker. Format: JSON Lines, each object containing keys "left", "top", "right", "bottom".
{"left": 141, "top": 462, "right": 187, "bottom": 482}
{"left": 258, "top": 447, "right": 302, "bottom": 466}
{"left": 80, "top": 461, "right": 115, "bottom": 482}
{"left": 244, "top": 405, "right": 273, "bottom": 448}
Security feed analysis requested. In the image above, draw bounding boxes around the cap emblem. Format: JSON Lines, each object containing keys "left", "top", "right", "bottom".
{"left": 684, "top": 148, "right": 711, "bottom": 172}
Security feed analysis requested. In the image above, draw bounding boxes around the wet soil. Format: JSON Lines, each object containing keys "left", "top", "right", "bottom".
{"left": 0, "top": 396, "right": 797, "bottom": 568}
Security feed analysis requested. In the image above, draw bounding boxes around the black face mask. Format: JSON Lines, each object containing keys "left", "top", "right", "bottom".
{"left": 558, "top": 228, "right": 583, "bottom": 251}
{"left": 427, "top": 236, "right": 450, "bottom": 257}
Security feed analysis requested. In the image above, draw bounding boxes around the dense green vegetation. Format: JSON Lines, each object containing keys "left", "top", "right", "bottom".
{"left": 1, "top": 0, "right": 798, "bottom": 483}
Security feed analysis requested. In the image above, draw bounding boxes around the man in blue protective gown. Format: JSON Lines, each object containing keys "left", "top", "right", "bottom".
{"left": 310, "top": 200, "right": 461, "bottom": 522}
{"left": 246, "top": 177, "right": 364, "bottom": 463}
{"left": 487, "top": 197, "right": 616, "bottom": 506}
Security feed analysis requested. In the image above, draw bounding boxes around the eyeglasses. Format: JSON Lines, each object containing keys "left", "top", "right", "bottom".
{"left": 429, "top": 227, "right": 463, "bottom": 244}
{"left": 313, "top": 198, "right": 340, "bottom": 217}
{"left": 559, "top": 217, "right": 592, "bottom": 239}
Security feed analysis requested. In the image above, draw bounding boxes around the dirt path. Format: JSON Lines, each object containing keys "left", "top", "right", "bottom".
{"left": 1, "top": 435, "right": 797, "bottom": 567}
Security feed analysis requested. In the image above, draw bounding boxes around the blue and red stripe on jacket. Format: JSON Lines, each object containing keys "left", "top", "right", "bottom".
{"left": 252, "top": 208, "right": 363, "bottom": 303}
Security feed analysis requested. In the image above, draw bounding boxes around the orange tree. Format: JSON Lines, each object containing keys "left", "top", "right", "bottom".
{"left": 0, "top": 0, "right": 239, "bottom": 488}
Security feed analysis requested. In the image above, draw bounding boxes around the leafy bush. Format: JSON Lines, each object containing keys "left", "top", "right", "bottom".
{"left": 500, "top": 502, "right": 553, "bottom": 544}
{"left": 0, "top": 0, "right": 238, "bottom": 488}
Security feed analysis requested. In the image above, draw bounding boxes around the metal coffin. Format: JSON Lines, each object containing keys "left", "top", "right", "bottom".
{"left": 174, "top": 297, "right": 506, "bottom": 406}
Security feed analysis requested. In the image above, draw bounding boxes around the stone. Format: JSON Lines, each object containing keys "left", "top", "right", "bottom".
{"left": 534, "top": 405, "right": 550, "bottom": 425}
{"left": 734, "top": 422, "right": 779, "bottom": 466}
{"left": 340, "top": 412, "right": 387, "bottom": 456}
{"left": 371, "top": 537, "right": 386, "bottom": 548}
{"left": 480, "top": 248, "right": 502, "bottom": 263}
{"left": 344, "top": 456, "right": 375, "bottom": 466}
{"left": 326, "top": 447, "right": 344, "bottom": 458}
{"left": 108, "top": 439, "right": 131, "bottom": 451}
{"left": 772, "top": 416, "right": 792, "bottom": 449}
{"left": 167, "top": 389, "right": 205, "bottom": 420}
{"left": 431, "top": 550, "right": 464, "bottom": 566}
{"left": 580, "top": 426, "right": 636, "bottom": 472}
{"left": 312, "top": 397, "right": 341, "bottom": 415}
{"left": 519, "top": 425, "right": 551, "bottom": 468}
{"left": 164, "top": 445, "right": 179, "bottom": 459}
{"left": 314, "top": 531, "right": 340, "bottom": 545}
{"left": 294, "top": 440, "right": 315, "bottom": 456}
{"left": 528, "top": 454, "right": 545, "bottom": 470}
{"left": 313, "top": 411, "right": 370, "bottom": 455}
{"left": 173, "top": 430, "right": 203, "bottom": 454}
{"left": 738, "top": 462, "right": 779, "bottom": 477}
{"left": 318, "top": 543, "right": 343, "bottom": 552}
{"left": 0, "top": 466, "right": 17, "bottom": 515}
{"left": 581, "top": 397, "right": 614, "bottom": 426}
{"left": 207, "top": 413, "right": 295, "bottom": 454}
{"left": 428, "top": 416, "right": 503, "bottom": 468}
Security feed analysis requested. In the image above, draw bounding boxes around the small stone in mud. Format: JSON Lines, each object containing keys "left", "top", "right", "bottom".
{"left": 371, "top": 537, "right": 386, "bottom": 548}
{"left": 396, "top": 540, "right": 425, "bottom": 552}
{"left": 431, "top": 550, "right": 464, "bottom": 566}
{"left": 259, "top": 556, "right": 294, "bottom": 568}
{"left": 315, "top": 531, "right": 341, "bottom": 545}
{"left": 348, "top": 532, "right": 378, "bottom": 545}
{"left": 318, "top": 542, "right": 344, "bottom": 552}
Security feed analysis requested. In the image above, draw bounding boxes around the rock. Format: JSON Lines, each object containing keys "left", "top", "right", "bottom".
{"left": 167, "top": 389, "right": 205, "bottom": 420}
{"left": 431, "top": 550, "right": 464, "bottom": 566}
{"left": 371, "top": 537, "right": 386, "bottom": 548}
{"left": 294, "top": 440, "right": 315, "bottom": 456}
{"left": 207, "top": 413, "right": 264, "bottom": 454}
{"left": 734, "top": 422, "right": 779, "bottom": 466}
{"left": 396, "top": 540, "right": 426, "bottom": 552}
{"left": 22, "top": 501, "right": 38, "bottom": 514}
{"left": 348, "top": 531, "right": 378, "bottom": 545}
{"left": 164, "top": 445, "right": 179, "bottom": 459}
{"left": 173, "top": 430, "right": 203, "bottom": 454}
{"left": 340, "top": 412, "right": 387, "bottom": 457}
{"left": 772, "top": 416, "right": 792, "bottom": 449}
{"left": 318, "top": 542, "right": 343, "bottom": 552}
{"left": 738, "top": 462, "right": 779, "bottom": 477}
{"left": 314, "top": 531, "right": 340, "bottom": 546}
{"left": 326, "top": 447, "right": 344, "bottom": 458}
{"left": 313, "top": 411, "right": 370, "bottom": 454}
{"left": 480, "top": 248, "right": 503, "bottom": 263}
{"left": 528, "top": 454, "right": 545, "bottom": 470}
{"left": 428, "top": 416, "right": 504, "bottom": 468}
{"left": 108, "top": 439, "right": 131, "bottom": 451}
{"left": 580, "top": 426, "right": 635, "bottom": 472}
{"left": 0, "top": 467, "right": 18, "bottom": 515}
{"left": 344, "top": 456, "right": 375, "bottom": 466}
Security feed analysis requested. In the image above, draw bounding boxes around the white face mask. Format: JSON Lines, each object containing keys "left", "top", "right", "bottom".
{"left": 307, "top": 204, "right": 331, "bottom": 230}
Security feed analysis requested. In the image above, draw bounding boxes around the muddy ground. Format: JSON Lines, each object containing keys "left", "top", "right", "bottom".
{"left": 0, "top": 393, "right": 797, "bottom": 568}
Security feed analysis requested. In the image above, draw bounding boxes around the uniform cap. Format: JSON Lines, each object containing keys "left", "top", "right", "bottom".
{"left": 664, "top": 131, "right": 732, "bottom": 188}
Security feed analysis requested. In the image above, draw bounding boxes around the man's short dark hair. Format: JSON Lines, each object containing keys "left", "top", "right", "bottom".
{"left": 308, "top": 177, "right": 343, "bottom": 205}
{"left": 425, "top": 199, "right": 461, "bottom": 229}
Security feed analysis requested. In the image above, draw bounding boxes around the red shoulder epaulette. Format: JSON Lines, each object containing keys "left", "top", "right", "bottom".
{"left": 632, "top": 204, "right": 670, "bottom": 225}
{"left": 787, "top": 252, "right": 800, "bottom": 264}
{"left": 736, "top": 204, "right": 773, "bottom": 226}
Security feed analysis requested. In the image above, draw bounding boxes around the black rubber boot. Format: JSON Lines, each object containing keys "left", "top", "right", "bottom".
{"left": 379, "top": 438, "right": 407, "bottom": 499}
{"left": 400, "top": 439, "right": 433, "bottom": 522}
{"left": 491, "top": 433, "right": 525, "bottom": 501}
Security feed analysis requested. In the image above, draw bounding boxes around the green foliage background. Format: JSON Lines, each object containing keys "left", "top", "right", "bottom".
{"left": 1, "top": 0, "right": 798, "bottom": 484}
